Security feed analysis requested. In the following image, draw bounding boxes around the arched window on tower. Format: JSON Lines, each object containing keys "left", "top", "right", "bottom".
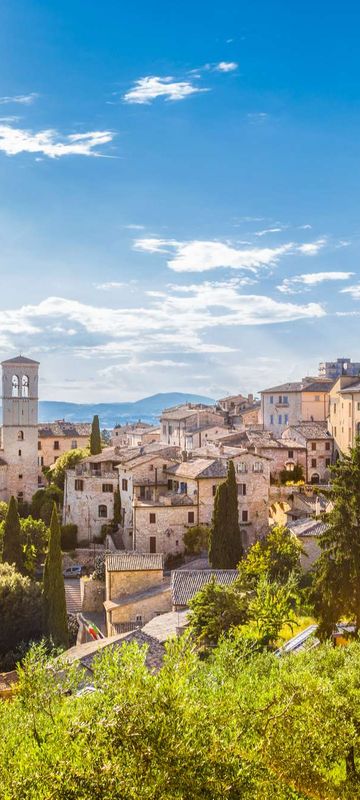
{"left": 21, "top": 375, "right": 29, "bottom": 398}
{"left": 12, "top": 375, "right": 19, "bottom": 397}
{"left": 18, "top": 431, "right": 24, "bottom": 441}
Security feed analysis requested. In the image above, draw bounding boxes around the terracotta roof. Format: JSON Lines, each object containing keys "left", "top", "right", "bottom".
{"left": 1, "top": 355, "right": 39, "bottom": 366}
{"left": 161, "top": 404, "right": 215, "bottom": 420}
{"left": 166, "top": 458, "right": 227, "bottom": 480}
{"left": 171, "top": 569, "right": 238, "bottom": 606}
{"left": 106, "top": 552, "right": 164, "bottom": 572}
{"left": 84, "top": 447, "right": 121, "bottom": 464}
{"left": 38, "top": 421, "right": 91, "bottom": 438}
{"left": 284, "top": 422, "right": 332, "bottom": 441}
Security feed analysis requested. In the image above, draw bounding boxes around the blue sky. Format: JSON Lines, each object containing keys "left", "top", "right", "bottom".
{"left": 1, "top": 1, "right": 360, "bottom": 401}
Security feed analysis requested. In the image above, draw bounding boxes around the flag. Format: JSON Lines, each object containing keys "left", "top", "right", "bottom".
{"left": 77, "top": 613, "right": 105, "bottom": 641}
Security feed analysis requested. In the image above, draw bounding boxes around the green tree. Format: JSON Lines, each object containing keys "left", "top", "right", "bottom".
{"left": 0, "top": 501, "right": 8, "bottom": 522}
{"left": 50, "top": 449, "right": 88, "bottom": 491}
{"left": 314, "top": 437, "right": 360, "bottom": 636}
{"left": 238, "top": 524, "right": 303, "bottom": 588}
{"left": 113, "top": 486, "right": 121, "bottom": 525}
{"left": 246, "top": 574, "right": 299, "bottom": 647}
{"left": 90, "top": 414, "right": 102, "bottom": 455}
{"left": 188, "top": 578, "right": 249, "bottom": 648}
{"left": 2, "top": 496, "right": 24, "bottom": 573}
{"left": 30, "top": 484, "right": 64, "bottom": 522}
{"left": 0, "top": 563, "right": 43, "bottom": 665}
{"left": 209, "top": 460, "right": 243, "bottom": 568}
{"left": 20, "top": 517, "right": 49, "bottom": 576}
{"left": 43, "top": 505, "right": 68, "bottom": 649}
{"left": 183, "top": 524, "right": 209, "bottom": 555}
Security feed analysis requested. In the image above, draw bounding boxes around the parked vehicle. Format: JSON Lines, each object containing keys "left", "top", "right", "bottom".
{"left": 63, "top": 564, "right": 84, "bottom": 579}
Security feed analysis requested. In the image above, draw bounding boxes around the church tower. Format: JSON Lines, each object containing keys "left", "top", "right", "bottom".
{"left": 1, "top": 355, "right": 40, "bottom": 503}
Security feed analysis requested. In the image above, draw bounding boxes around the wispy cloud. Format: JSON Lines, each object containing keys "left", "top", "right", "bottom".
{"left": 94, "top": 282, "right": 129, "bottom": 291}
{"left": 0, "top": 93, "right": 38, "bottom": 105}
{"left": 214, "top": 62, "right": 238, "bottom": 72}
{"left": 278, "top": 271, "right": 354, "bottom": 295}
{"left": 297, "top": 238, "right": 326, "bottom": 255}
{"left": 255, "top": 227, "right": 284, "bottom": 237}
{"left": 133, "top": 236, "right": 327, "bottom": 273}
{"left": 123, "top": 76, "right": 208, "bottom": 104}
{"left": 0, "top": 125, "right": 114, "bottom": 158}
{"left": 340, "top": 284, "right": 360, "bottom": 299}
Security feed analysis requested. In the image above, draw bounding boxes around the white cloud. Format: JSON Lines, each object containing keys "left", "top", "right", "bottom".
{"left": 134, "top": 237, "right": 295, "bottom": 272}
{"left": 0, "top": 93, "right": 38, "bottom": 105}
{"left": 297, "top": 238, "right": 326, "bottom": 255}
{"left": 255, "top": 227, "right": 284, "bottom": 237}
{"left": 123, "top": 76, "right": 208, "bottom": 104}
{"left": 340, "top": 284, "right": 360, "bottom": 299}
{"left": 215, "top": 62, "right": 238, "bottom": 72}
{"left": 0, "top": 126, "right": 114, "bottom": 158}
{"left": 94, "top": 282, "right": 128, "bottom": 291}
{"left": 278, "top": 272, "right": 354, "bottom": 295}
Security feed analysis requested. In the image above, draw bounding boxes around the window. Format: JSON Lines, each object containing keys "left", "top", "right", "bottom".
{"left": 71, "top": 440, "right": 77, "bottom": 449}
{"left": 284, "top": 414, "right": 289, "bottom": 425}
{"left": 168, "top": 479, "right": 173, "bottom": 490}
{"left": 270, "top": 414, "right": 274, "bottom": 425}
{"left": 288, "top": 450, "right": 294, "bottom": 459}
{"left": 325, "top": 441, "right": 331, "bottom": 451}
{"left": 54, "top": 441, "right": 60, "bottom": 450}
{"left": 122, "top": 478, "right": 128, "bottom": 491}
{"left": 270, "top": 396, "right": 274, "bottom": 404}
{"left": 150, "top": 536, "right": 156, "bottom": 553}
{"left": 149, "top": 464, "right": 154, "bottom": 471}
{"left": 180, "top": 481, "right": 188, "bottom": 494}
{"left": 311, "top": 442, "right": 316, "bottom": 451}
{"left": 150, "top": 513, "right": 156, "bottom": 524}
{"left": 38, "top": 441, "right": 42, "bottom": 450}
{"left": 188, "top": 511, "right": 195, "bottom": 524}
{"left": 12, "top": 375, "right": 19, "bottom": 397}
{"left": 333, "top": 403, "right": 337, "bottom": 413}
{"left": 253, "top": 462, "right": 263, "bottom": 473}
{"left": 162, "top": 464, "right": 167, "bottom": 471}
{"left": 18, "top": 474, "right": 23, "bottom": 480}
{"left": 238, "top": 483, "right": 246, "bottom": 496}
{"left": 17, "top": 431, "right": 24, "bottom": 441}
{"left": 311, "top": 458, "right": 317, "bottom": 469}
{"left": 236, "top": 462, "right": 247, "bottom": 473}
{"left": 357, "top": 402, "right": 360, "bottom": 412}
{"left": 278, "top": 415, "right": 282, "bottom": 424}
{"left": 17, "top": 492, "right": 23, "bottom": 501}
{"left": 242, "top": 510, "right": 248, "bottom": 522}
{"left": 314, "top": 395, "right": 320, "bottom": 402}
{"left": 21, "top": 375, "right": 29, "bottom": 398}
{"left": 135, "top": 614, "right": 142, "bottom": 623}
{"left": 75, "top": 479, "right": 84, "bottom": 491}
{"left": 279, "top": 395, "right": 288, "bottom": 405}
{"left": 39, "top": 456, "right": 44, "bottom": 466}
{"left": 325, "top": 458, "right": 331, "bottom": 467}
{"left": 102, "top": 483, "right": 113, "bottom": 493}
{"left": 98, "top": 505, "right": 107, "bottom": 518}
{"left": 38, "top": 476, "right": 42, "bottom": 486}
{"left": 162, "top": 425, "right": 167, "bottom": 435}
{"left": 334, "top": 427, "right": 337, "bottom": 437}
{"left": 168, "top": 424, "right": 173, "bottom": 435}
{"left": 212, "top": 485, "right": 217, "bottom": 497}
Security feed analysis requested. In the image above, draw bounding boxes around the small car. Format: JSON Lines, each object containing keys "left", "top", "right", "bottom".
{"left": 63, "top": 564, "right": 84, "bottom": 579}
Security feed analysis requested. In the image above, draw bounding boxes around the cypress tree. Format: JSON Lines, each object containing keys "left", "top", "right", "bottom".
{"left": 90, "top": 414, "right": 102, "bottom": 455}
{"left": 113, "top": 486, "right": 121, "bottom": 525}
{"left": 314, "top": 437, "right": 360, "bottom": 636}
{"left": 209, "top": 460, "right": 243, "bottom": 568}
{"left": 43, "top": 504, "right": 68, "bottom": 649}
{"left": 2, "top": 496, "right": 24, "bottom": 573}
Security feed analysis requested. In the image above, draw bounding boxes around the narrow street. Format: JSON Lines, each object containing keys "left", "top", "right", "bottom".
{"left": 64, "top": 579, "right": 81, "bottom": 614}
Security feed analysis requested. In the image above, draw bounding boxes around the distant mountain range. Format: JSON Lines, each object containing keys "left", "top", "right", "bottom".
{"left": 30, "top": 392, "right": 215, "bottom": 428}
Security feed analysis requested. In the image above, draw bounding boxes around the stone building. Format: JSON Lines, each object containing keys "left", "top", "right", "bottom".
{"left": 104, "top": 552, "right": 171, "bottom": 635}
{"left": 328, "top": 376, "right": 360, "bottom": 456}
{"left": 160, "top": 404, "right": 225, "bottom": 449}
{"left": 0, "top": 355, "right": 40, "bottom": 503}
{"left": 282, "top": 422, "right": 333, "bottom": 483}
{"left": 63, "top": 447, "right": 122, "bottom": 543}
{"left": 111, "top": 422, "right": 159, "bottom": 448}
{"left": 171, "top": 569, "right": 238, "bottom": 611}
{"left": 260, "top": 377, "right": 333, "bottom": 436}
{"left": 223, "top": 429, "right": 307, "bottom": 481}
{"left": 38, "top": 420, "right": 91, "bottom": 470}
{"left": 319, "top": 357, "right": 360, "bottom": 381}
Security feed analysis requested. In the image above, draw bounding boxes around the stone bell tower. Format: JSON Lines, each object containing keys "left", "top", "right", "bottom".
{"left": 1, "top": 355, "right": 40, "bottom": 503}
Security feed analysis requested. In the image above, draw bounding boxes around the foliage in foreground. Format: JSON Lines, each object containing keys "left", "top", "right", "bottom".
{"left": 2, "top": 638, "right": 360, "bottom": 798}
{"left": 0, "top": 563, "right": 43, "bottom": 664}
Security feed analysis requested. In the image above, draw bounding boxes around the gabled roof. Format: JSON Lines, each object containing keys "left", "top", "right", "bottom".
{"left": 261, "top": 378, "right": 333, "bottom": 394}
{"left": 288, "top": 518, "right": 328, "bottom": 537}
{"left": 64, "top": 630, "right": 165, "bottom": 673}
{"left": 38, "top": 421, "right": 91, "bottom": 438}
{"left": 106, "top": 552, "right": 164, "bottom": 572}
{"left": 171, "top": 569, "right": 238, "bottom": 606}
{"left": 166, "top": 458, "right": 227, "bottom": 480}
{"left": 1, "top": 355, "right": 39, "bottom": 366}
{"left": 284, "top": 422, "right": 332, "bottom": 440}
{"left": 160, "top": 404, "right": 216, "bottom": 420}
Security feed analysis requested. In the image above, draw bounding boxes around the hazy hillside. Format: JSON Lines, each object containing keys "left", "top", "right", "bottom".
{"left": 24, "top": 392, "right": 215, "bottom": 428}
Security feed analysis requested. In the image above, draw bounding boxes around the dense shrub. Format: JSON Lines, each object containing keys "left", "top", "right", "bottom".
{"left": 61, "top": 524, "right": 78, "bottom": 551}
{"left": 0, "top": 563, "right": 44, "bottom": 663}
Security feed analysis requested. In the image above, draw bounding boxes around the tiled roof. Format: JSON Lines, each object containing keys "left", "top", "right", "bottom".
{"left": 171, "top": 569, "right": 238, "bottom": 606}
{"left": 64, "top": 630, "right": 165, "bottom": 673}
{"left": 38, "top": 421, "right": 91, "bottom": 438}
{"left": 166, "top": 458, "right": 227, "bottom": 480}
{"left": 284, "top": 422, "right": 332, "bottom": 440}
{"left": 288, "top": 518, "right": 328, "bottom": 537}
{"left": 161, "top": 404, "right": 215, "bottom": 420}
{"left": 104, "top": 583, "right": 170, "bottom": 609}
{"left": 1, "top": 355, "right": 39, "bottom": 365}
{"left": 106, "top": 552, "right": 164, "bottom": 572}
{"left": 84, "top": 447, "right": 121, "bottom": 464}
{"left": 261, "top": 378, "right": 333, "bottom": 394}
{"left": 142, "top": 610, "right": 189, "bottom": 642}
{"left": 340, "top": 382, "right": 360, "bottom": 394}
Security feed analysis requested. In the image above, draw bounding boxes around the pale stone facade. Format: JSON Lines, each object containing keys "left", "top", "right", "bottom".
{"left": 38, "top": 420, "right": 91, "bottom": 471}
{"left": 260, "top": 378, "right": 333, "bottom": 437}
{"left": 104, "top": 553, "right": 171, "bottom": 635}
{"left": 111, "top": 422, "right": 159, "bottom": 448}
{"left": 63, "top": 448, "right": 121, "bottom": 543}
{"left": 282, "top": 422, "right": 333, "bottom": 483}
{"left": 160, "top": 404, "right": 225, "bottom": 449}
{"left": 328, "top": 376, "right": 360, "bottom": 456}
{"left": 0, "top": 355, "right": 40, "bottom": 503}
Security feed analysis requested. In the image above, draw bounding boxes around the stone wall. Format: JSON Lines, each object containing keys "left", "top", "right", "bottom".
{"left": 63, "top": 471, "right": 117, "bottom": 542}
{"left": 107, "top": 587, "right": 171, "bottom": 635}
{"left": 80, "top": 577, "right": 105, "bottom": 613}
{"left": 106, "top": 568, "right": 165, "bottom": 601}
{"left": 38, "top": 434, "right": 89, "bottom": 469}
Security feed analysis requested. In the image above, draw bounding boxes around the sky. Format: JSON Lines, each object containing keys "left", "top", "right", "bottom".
{"left": 1, "top": 1, "right": 360, "bottom": 402}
